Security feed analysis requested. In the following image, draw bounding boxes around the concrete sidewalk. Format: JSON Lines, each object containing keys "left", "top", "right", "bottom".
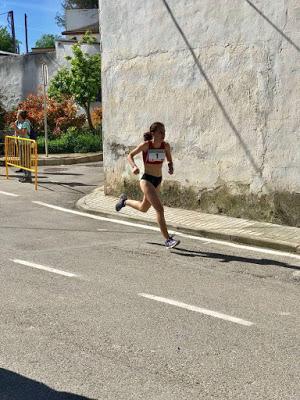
{"left": 77, "top": 187, "right": 300, "bottom": 254}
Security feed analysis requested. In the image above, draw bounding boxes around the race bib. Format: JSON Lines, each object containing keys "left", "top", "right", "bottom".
{"left": 148, "top": 149, "right": 165, "bottom": 162}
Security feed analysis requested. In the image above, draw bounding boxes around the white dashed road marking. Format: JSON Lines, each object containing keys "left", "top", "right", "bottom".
{"left": 11, "top": 259, "right": 78, "bottom": 278}
{"left": 0, "top": 190, "right": 19, "bottom": 197}
{"left": 138, "top": 293, "right": 254, "bottom": 327}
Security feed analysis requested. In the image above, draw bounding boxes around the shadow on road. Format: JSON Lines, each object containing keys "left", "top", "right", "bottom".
{"left": 0, "top": 174, "right": 48, "bottom": 178}
{"left": 0, "top": 368, "right": 95, "bottom": 400}
{"left": 37, "top": 181, "right": 97, "bottom": 194}
{"left": 39, "top": 181, "right": 97, "bottom": 188}
{"left": 147, "top": 242, "right": 300, "bottom": 270}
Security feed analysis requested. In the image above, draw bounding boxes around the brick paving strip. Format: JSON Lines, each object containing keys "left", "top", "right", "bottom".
{"left": 77, "top": 187, "right": 300, "bottom": 254}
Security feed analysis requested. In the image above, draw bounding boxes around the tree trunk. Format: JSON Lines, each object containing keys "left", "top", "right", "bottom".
{"left": 85, "top": 103, "right": 94, "bottom": 131}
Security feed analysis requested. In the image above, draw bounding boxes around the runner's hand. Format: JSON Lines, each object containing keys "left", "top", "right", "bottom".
{"left": 132, "top": 165, "right": 140, "bottom": 175}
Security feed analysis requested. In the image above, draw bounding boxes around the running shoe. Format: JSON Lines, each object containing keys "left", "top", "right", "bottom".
{"left": 165, "top": 236, "right": 180, "bottom": 249}
{"left": 115, "top": 193, "right": 127, "bottom": 212}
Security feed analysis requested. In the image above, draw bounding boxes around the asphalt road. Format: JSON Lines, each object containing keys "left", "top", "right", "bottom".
{"left": 0, "top": 163, "right": 299, "bottom": 400}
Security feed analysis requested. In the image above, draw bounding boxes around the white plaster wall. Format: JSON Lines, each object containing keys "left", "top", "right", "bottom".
{"left": 0, "top": 56, "right": 23, "bottom": 110}
{"left": 66, "top": 9, "right": 99, "bottom": 30}
{"left": 100, "top": 0, "right": 300, "bottom": 195}
{"left": 55, "top": 41, "right": 100, "bottom": 65}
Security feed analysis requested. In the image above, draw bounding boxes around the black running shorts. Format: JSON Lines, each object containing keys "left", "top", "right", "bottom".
{"left": 141, "top": 173, "right": 162, "bottom": 188}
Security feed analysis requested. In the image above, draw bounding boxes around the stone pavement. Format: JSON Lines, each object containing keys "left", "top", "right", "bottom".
{"left": 77, "top": 187, "right": 300, "bottom": 254}
{"left": 0, "top": 152, "right": 102, "bottom": 167}
{"left": 37, "top": 152, "right": 102, "bottom": 166}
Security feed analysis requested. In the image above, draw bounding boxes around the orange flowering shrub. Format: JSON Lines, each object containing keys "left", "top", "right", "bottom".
{"left": 91, "top": 106, "right": 102, "bottom": 128}
{"left": 5, "top": 92, "right": 86, "bottom": 136}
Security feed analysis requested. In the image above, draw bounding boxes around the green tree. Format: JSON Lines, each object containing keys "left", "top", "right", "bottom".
{"left": 48, "top": 34, "right": 101, "bottom": 131}
{"left": 0, "top": 26, "right": 15, "bottom": 53}
{"left": 56, "top": 0, "right": 99, "bottom": 28}
{"left": 35, "top": 34, "right": 60, "bottom": 48}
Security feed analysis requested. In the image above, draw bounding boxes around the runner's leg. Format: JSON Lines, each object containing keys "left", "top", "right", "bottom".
{"left": 125, "top": 194, "right": 151, "bottom": 213}
{"left": 140, "top": 180, "right": 169, "bottom": 239}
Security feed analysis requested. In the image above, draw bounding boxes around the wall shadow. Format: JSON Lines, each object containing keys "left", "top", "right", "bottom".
{"left": 0, "top": 368, "right": 95, "bottom": 400}
{"left": 245, "top": 0, "right": 300, "bottom": 53}
{"left": 160, "top": 0, "right": 276, "bottom": 190}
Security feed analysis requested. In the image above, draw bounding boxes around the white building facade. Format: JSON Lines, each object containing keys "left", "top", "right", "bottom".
{"left": 100, "top": 0, "right": 300, "bottom": 226}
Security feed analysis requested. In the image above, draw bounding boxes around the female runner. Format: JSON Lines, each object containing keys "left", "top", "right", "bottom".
{"left": 115, "top": 122, "right": 180, "bottom": 249}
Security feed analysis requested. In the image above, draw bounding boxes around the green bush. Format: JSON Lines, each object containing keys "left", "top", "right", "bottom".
{"left": 37, "top": 128, "right": 102, "bottom": 154}
{"left": 73, "top": 133, "right": 101, "bottom": 153}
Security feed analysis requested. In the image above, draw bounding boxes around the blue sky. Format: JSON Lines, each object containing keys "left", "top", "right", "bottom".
{"left": 0, "top": 0, "right": 62, "bottom": 53}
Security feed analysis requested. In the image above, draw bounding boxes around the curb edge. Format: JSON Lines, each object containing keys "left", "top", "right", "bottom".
{"left": 76, "top": 198, "right": 299, "bottom": 255}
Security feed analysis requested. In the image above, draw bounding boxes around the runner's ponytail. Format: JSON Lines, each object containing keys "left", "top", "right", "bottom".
{"left": 144, "top": 122, "right": 165, "bottom": 141}
{"left": 144, "top": 132, "right": 153, "bottom": 141}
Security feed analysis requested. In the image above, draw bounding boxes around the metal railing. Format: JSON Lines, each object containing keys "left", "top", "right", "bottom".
{"left": 5, "top": 135, "right": 38, "bottom": 190}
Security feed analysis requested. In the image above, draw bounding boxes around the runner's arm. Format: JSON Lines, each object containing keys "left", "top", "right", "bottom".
{"left": 127, "top": 142, "right": 148, "bottom": 170}
{"left": 165, "top": 142, "right": 174, "bottom": 174}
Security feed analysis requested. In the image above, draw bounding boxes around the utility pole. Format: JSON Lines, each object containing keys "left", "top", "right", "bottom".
{"left": 25, "top": 14, "right": 29, "bottom": 53}
{"left": 8, "top": 11, "right": 17, "bottom": 53}
{"left": 42, "top": 63, "right": 49, "bottom": 157}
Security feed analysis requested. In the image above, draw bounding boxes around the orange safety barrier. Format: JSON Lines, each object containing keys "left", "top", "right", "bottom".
{"left": 5, "top": 135, "right": 38, "bottom": 190}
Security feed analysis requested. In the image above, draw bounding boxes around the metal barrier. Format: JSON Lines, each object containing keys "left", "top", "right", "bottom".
{"left": 5, "top": 135, "right": 38, "bottom": 190}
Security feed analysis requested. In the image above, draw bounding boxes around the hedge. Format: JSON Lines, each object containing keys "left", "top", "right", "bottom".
{"left": 37, "top": 129, "right": 102, "bottom": 154}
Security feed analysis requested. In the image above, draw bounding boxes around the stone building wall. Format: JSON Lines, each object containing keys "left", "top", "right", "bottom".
{"left": 100, "top": 0, "right": 300, "bottom": 226}
{"left": 0, "top": 42, "right": 100, "bottom": 111}
{"left": 0, "top": 52, "right": 57, "bottom": 110}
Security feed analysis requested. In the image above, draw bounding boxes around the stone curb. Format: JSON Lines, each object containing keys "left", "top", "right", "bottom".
{"left": 37, "top": 152, "right": 103, "bottom": 166}
{"left": 76, "top": 196, "right": 300, "bottom": 255}
{"left": 0, "top": 152, "right": 103, "bottom": 167}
